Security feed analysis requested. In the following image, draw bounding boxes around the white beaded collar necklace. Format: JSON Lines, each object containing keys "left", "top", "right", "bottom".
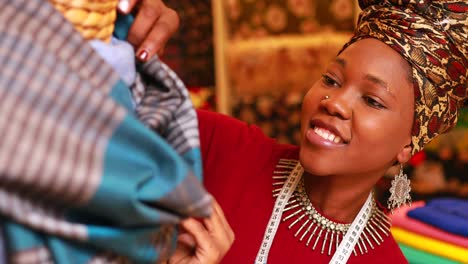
{"left": 271, "top": 159, "right": 391, "bottom": 256}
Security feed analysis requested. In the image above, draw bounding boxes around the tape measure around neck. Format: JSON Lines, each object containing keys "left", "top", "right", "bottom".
{"left": 329, "top": 192, "right": 373, "bottom": 264}
{"left": 255, "top": 162, "right": 303, "bottom": 264}
{"left": 255, "top": 163, "right": 373, "bottom": 264}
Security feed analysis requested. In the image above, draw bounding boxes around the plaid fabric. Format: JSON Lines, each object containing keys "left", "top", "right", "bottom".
{"left": 0, "top": 0, "right": 211, "bottom": 263}
{"left": 132, "top": 59, "right": 201, "bottom": 158}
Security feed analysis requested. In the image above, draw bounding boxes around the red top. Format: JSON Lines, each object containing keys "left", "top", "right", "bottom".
{"left": 198, "top": 110, "right": 408, "bottom": 264}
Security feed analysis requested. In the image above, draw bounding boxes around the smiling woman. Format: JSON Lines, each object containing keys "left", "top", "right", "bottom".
{"left": 300, "top": 38, "right": 415, "bottom": 181}
{"left": 196, "top": 0, "right": 467, "bottom": 263}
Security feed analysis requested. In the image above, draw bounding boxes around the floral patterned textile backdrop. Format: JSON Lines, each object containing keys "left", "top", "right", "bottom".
{"left": 226, "top": 0, "right": 355, "bottom": 40}
{"left": 162, "top": 0, "right": 215, "bottom": 87}
{"left": 226, "top": 0, "right": 357, "bottom": 144}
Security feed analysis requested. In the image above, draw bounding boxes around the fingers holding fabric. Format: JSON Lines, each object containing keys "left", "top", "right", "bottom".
{"left": 121, "top": 0, "right": 179, "bottom": 61}
{"left": 204, "top": 199, "right": 235, "bottom": 250}
{"left": 166, "top": 200, "right": 234, "bottom": 264}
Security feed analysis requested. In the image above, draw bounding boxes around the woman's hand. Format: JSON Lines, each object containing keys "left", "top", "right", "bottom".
{"left": 166, "top": 200, "right": 235, "bottom": 264}
{"left": 118, "top": 0, "right": 180, "bottom": 61}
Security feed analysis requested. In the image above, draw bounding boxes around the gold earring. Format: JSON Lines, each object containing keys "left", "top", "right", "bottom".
{"left": 388, "top": 164, "right": 411, "bottom": 213}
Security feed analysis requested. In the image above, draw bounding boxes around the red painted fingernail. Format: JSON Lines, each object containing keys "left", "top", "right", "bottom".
{"left": 137, "top": 50, "right": 148, "bottom": 61}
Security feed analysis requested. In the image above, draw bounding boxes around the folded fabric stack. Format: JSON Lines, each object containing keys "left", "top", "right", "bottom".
{"left": 390, "top": 199, "right": 468, "bottom": 264}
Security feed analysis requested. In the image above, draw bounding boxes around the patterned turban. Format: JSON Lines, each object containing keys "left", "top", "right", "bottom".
{"left": 343, "top": 0, "right": 467, "bottom": 154}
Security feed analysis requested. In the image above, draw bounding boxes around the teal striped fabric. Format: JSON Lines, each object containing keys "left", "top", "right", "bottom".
{"left": 0, "top": 0, "right": 211, "bottom": 263}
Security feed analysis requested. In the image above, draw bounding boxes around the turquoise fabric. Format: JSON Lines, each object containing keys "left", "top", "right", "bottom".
{"left": 110, "top": 79, "right": 136, "bottom": 111}
{"left": 114, "top": 14, "right": 134, "bottom": 40}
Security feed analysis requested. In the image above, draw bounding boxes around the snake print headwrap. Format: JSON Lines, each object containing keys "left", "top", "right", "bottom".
{"left": 343, "top": 0, "right": 467, "bottom": 154}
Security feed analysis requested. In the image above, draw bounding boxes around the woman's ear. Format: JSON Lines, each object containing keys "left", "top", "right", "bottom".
{"left": 396, "top": 144, "right": 412, "bottom": 164}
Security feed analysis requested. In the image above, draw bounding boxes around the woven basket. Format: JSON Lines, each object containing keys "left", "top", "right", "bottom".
{"left": 50, "top": 0, "right": 118, "bottom": 42}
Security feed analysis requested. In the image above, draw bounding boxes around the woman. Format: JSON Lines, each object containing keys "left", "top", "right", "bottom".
{"left": 172, "top": 0, "right": 467, "bottom": 263}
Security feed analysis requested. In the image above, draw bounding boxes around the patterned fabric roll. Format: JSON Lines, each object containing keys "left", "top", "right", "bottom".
{"left": 343, "top": 0, "right": 468, "bottom": 154}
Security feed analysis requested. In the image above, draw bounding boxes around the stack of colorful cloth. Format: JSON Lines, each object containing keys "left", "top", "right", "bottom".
{"left": 390, "top": 198, "right": 468, "bottom": 264}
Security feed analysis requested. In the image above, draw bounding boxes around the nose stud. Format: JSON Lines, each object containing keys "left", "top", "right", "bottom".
{"left": 324, "top": 95, "right": 330, "bottom": 100}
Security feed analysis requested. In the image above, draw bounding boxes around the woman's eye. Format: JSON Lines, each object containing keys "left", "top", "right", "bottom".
{"left": 364, "top": 96, "right": 385, "bottom": 109}
{"left": 321, "top": 74, "right": 340, "bottom": 87}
